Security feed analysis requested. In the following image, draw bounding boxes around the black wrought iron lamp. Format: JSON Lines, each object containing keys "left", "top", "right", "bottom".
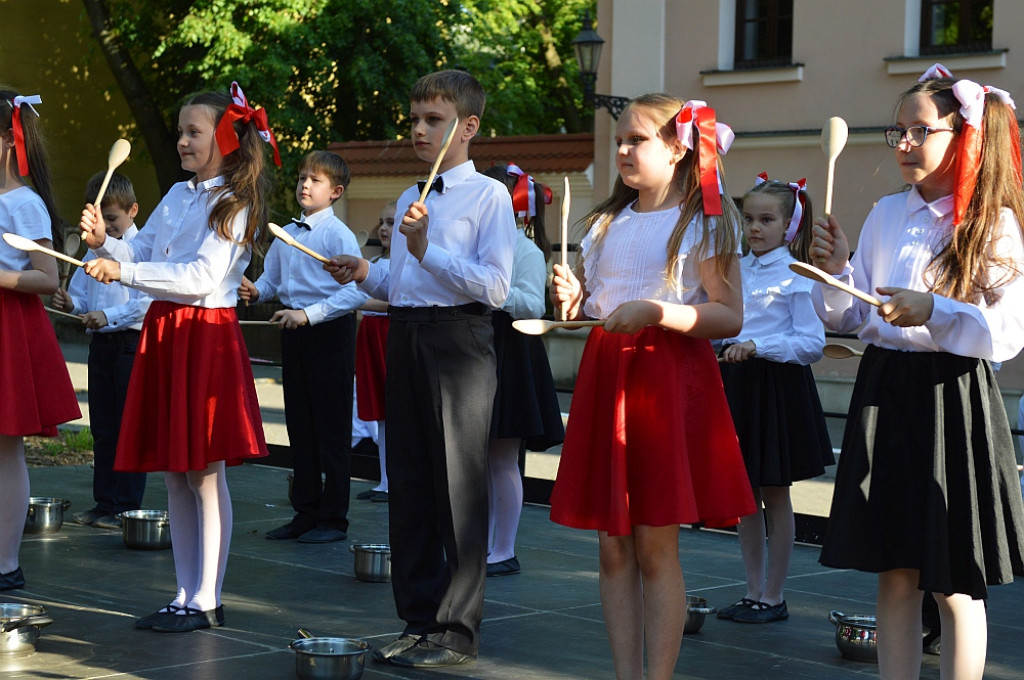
{"left": 572, "top": 11, "right": 630, "bottom": 119}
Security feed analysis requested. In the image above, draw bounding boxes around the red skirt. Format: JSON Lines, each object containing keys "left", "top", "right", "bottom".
{"left": 355, "top": 314, "right": 388, "bottom": 421}
{"left": 550, "top": 326, "right": 755, "bottom": 536}
{"left": 0, "top": 289, "right": 81, "bottom": 436}
{"left": 114, "top": 301, "right": 269, "bottom": 473}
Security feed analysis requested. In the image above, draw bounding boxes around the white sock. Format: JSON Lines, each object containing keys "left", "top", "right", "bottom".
{"left": 0, "top": 436, "right": 29, "bottom": 574}
{"left": 487, "top": 438, "right": 523, "bottom": 563}
{"left": 374, "top": 421, "right": 388, "bottom": 492}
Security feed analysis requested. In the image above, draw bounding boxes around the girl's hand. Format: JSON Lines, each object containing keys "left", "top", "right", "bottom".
{"left": 270, "top": 309, "right": 309, "bottom": 329}
{"left": 721, "top": 340, "right": 756, "bottom": 362}
{"left": 83, "top": 258, "right": 120, "bottom": 284}
{"left": 551, "top": 262, "right": 582, "bottom": 320}
{"left": 238, "top": 276, "right": 259, "bottom": 303}
{"left": 809, "top": 215, "right": 850, "bottom": 275}
{"left": 876, "top": 287, "right": 933, "bottom": 327}
{"left": 605, "top": 300, "right": 661, "bottom": 334}
{"left": 79, "top": 204, "right": 107, "bottom": 249}
{"left": 400, "top": 201, "right": 429, "bottom": 261}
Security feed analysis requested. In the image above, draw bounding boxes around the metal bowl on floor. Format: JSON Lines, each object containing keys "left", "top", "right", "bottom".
{"left": 0, "top": 603, "right": 54, "bottom": 654}
{"left": 290, "top": 633, "right": 369, "bottom": 680}
{"left": 684, "top": 594, "right": 716, "bottom": 634}
{"left": 24, "top": 497, "right": 72, "bottom": 534}
{"left": 829, "top": 610, "right": 878, "bottom": 662}
{"left": 118, "top": 510, "right": 171, "bottom": 550}
{"left": 349, "top": 544, "right": 390, "bottom": 583}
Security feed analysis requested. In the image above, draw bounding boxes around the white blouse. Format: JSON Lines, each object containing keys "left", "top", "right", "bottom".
{"left": 812, "top": 187, "right": 1024, "bottom": 362}
{"left": 500, "top": 229, "right": 547, "bottom": 320}
{"left": 0, "top": 186, "right": 50, "bottom": 271}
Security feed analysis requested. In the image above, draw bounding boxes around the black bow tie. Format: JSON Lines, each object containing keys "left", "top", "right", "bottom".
{"left": 291, "top": 219, "right": 311, "bottom": 231}
{"left": 417, "top": 176, "right": 444, "bottom": 196}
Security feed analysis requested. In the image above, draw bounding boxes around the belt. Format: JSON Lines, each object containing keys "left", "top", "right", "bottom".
{"left": 388, "top": 302, "right": 489, "bottom": 321}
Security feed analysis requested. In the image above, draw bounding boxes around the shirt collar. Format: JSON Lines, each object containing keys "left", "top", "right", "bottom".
{"left": 749, "top": 245, "right": 789, "bottom": 267}
{"left": 433, "top": 160, "right": 476, "bottom": 193}
{"left": 298, "top": 206, "right": 335, "bottom": 230}
{"left": 906, "top": 185, "right": 954, "bottom": 219}
{"left": 187, "top": 175, "right": 226, "bottom": 192}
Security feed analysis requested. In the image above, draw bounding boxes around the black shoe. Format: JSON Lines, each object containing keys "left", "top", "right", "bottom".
{"left": 732, "top": 600, "right": 788, "bottom": 623}
{"left": 390, "top": 639, "right": 476, "bottom": 668}
{"left": 717, "top": 597, "right": 757, "bottom": 620}
{"left": 372, "top": 634, "right": 421, "bottom": 663}
{"left": 151, "top": 605, "right": 224, "bottom": 632}
{"left": 297, "top": 527, "right": 347, "bottom": 544}
{"left": 266, "top": 522, "right": 312, "bottom": 540}
{"left": 134, "top": 604, "right": 183, "bottom": 630}
{"left": 370, "top": 491, "right": 389, "bottom": 503}
{"left": 92, "top": 514, "right": 123, "bottom": 530}
{"left": 486, "top": 556, "right": 521, "bottom": 577}
{"left": 71, "top": 507, "right": 106, "bottom": 527}
{"left": 356, "top": 489, "right": 376, "bottom": 500}
{"left": 0, "top": 567, "right": 25, "bottom": 591}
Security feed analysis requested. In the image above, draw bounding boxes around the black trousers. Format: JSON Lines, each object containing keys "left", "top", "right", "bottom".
{"left": 88, "top": 330, "right": 146, "bottom": 513}
{"left": 282, "top": 314, "right": 356, "bottom": 532}
{"left": 385, "top": 305, "right": 495, "bottom": 656}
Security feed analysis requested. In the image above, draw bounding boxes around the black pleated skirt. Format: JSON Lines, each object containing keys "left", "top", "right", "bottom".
{"left": 819, "top": 345, "right": 1024, "bottom": 599}
{"left": 490, "top": 310, "right": 564, "bottom": 451}
{"left": 720, "top": 357, "right": 834, "bottom": 486}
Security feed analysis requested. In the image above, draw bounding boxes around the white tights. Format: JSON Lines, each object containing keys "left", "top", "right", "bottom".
{"left": 164, "top": 461, "right": 231, "bottom": 612}
{"left": 0, "top": 435, "right": 28, "bottom": 574}
{"left": 373, "top": 420, "right": 388, "bottom": 492}
{"left": 487, "top": 437, "right": 523, "bottom": 563}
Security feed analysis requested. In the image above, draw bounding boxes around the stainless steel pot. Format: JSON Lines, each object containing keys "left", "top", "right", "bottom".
{"left": 829, "top": 610, "right": 878, "bottom": 662}
{"left": 290, "top": 634, "right": 369, "bottom": 680}
{"left": 349, "top": 544, "right": 390, "bottom": 583}
{"left": 118, "top": 510, "right": 171, "bottom": 550}
{"left": 0, "top": 603, "right": 54, "bottom": 654}
{"left": 24, "top": 497, "right": 71, "bottom": 534}
{"left": 683, "top": 595, "right": 716, "bottom": 634}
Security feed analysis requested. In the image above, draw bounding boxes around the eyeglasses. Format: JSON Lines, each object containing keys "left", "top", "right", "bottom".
{"left": 883, "top": 125, "right": 955, "bottom": 148}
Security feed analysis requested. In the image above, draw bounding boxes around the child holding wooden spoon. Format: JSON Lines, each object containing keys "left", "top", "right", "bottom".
{"left": 809, "top": 66, "right": 1024, "bottom": 679}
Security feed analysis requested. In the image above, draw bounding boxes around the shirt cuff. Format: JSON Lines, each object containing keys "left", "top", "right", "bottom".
{"left": 120, "top": 262, "right": 136, "bottom": 286}
{"left": 418, "top": 242, "right": 445, "bottom": 274}
{"left": 924, "top": 293, "right": 953, "bottom": 332}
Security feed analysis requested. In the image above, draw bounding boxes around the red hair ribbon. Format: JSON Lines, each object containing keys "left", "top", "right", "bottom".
{"left": 919, "top": 63, "right": 953, "bottom": 81}
{"left": 675, "top": 100, "right": 734, "bottom": 216}
{"left": 506, "top": 163, "right": 552, "bottom": 219}
{"left": 215, "top": 82, "right": 281, "bottom": 167}
{"left": 755, "top": 172, "right": 807, "bottom": 243}
{"left": 9, "top": 95, "right": 41, "bottom": 177}
{"left": 949, "top": 80, "right": 1018, "bottom": 226}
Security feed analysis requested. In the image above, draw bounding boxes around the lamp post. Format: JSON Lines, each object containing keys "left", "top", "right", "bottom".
{"left": 572, "top": 11, "right": 630, "bottom": 119}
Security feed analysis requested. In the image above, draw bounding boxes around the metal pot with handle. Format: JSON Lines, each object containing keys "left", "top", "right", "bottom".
{"left": 0, "top": 603, "right": 54, "bottom": 654}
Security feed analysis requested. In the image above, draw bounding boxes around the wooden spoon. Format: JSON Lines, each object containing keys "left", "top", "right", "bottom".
{"left": 44, "top": 306, "right": 82, "bottom": 322}
{"left": 355, "top": 230, "right": 369, "bottom": 248}
{"left": 91, "top": 139, "right": 131, "bottom": 211}
{"left": 789, "top": 261, "right": 881, "bottom": 307}
{"left": 559, "top": 176, "right": 570, "bottom": 321}
{"left": 59, "top": 232, "right": 81, "bottom": 290}
{"left": 823, "top": 343, "right": 863, "bottom": 359}
{"left": 418, "top": 117, "right": 460, "bottom": 203}
{"left": 238, "top": 320, "right": 277, "bottom": 326}
{"left": 266, "top": 223, "right": 330, "bottom": 264}
{"left": 512, "top": 318, "right": 604, "bottom": 335}
{"left": 821, "top": 117, "right": 849, "bottom": 218}
{"left": 2, "top": 232, "right": 86, "bottom": 268}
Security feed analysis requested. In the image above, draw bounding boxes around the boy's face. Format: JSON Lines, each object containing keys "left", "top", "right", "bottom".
{"left": 295, "top": 169, "right": 344, "bottom": 214}
{"left": 409, "top": 97, "right": 475, "bottom": 172}
{"left": 100, "top": 202, "right": 138, "bottom": 239}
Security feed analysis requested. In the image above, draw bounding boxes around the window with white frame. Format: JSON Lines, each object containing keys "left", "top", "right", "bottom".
{"left": 733, "top": 0, "right": 794, "bottom": 68}
{"left": 920, "top": 0, "right": 993, "bottom": 55}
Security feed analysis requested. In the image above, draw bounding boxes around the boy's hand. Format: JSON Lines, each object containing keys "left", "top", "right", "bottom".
{"left": 80, "top": 204, "right": 107, "bottom": 249}
{"left": 401, "top": 201, "right": 429, "bottom": 261}
{"left": 270, "top": 309, "right": 308, "bottom": 329}
{"left": 238, "top": 276, "right": 259, "bottom": 303}
{"left": 551, "top": 263, "right": 582, "bottom": 320}
{"left": 324, "top": 255, "right": 369, "bottom": 284}
{"left": 721, "top": 340, "right": 756, "bottom": 363}
{"left": 52, "top": 288, "right": 73, "bottom": 312}
{"left": 81, "top": 310, "right": 109, "bottom": 330}
{"left": 809, "top": 215, "right": 850, "bottom": 275}
{"left": 83, "top": 258, "right": 120, "bottom": 284}
{"left": 876, "top": 287, "right": 933, "bottom": 327}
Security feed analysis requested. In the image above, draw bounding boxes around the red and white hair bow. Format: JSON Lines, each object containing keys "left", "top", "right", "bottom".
{"left": 506, "top": 163, "right": 552, "bottom": 219}
{"left": 948, "top": 79, "right": 1020, "bottom": 226}
{"left": 8, "top": 94, "right": 41, "bottom": 177}
{"left": 675, "top": 100, "right": 734, "bottom": 216}
{"left": 756, "top": 172, "right": 807, "bottom": 243}
{"left": 215, "top": 82, "right": 282, "bottom": 167}
{"left": 919, "top": 63, "right": 953, "bottom": 81}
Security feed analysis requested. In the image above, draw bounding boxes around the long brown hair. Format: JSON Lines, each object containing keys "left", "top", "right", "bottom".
{"left": 743, "top": 179, "right": 815, "bottom": 263}
{"left": 0, "top": 89, "right": 62, "bottom": 248}
{"left": 577, "top": 93, "right": 740, "bottom": 290}
{"left": 180, "top": 88, "right": 273, "bottom": 248}
{"left": 901, "top": 78, "right": 1024, "bottom": 302}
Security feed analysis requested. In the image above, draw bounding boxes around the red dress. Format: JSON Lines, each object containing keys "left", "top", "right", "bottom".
{"left": 549, "top": 326, "right": 755, "bottom": 536}
{"left": 114, "top": 301, "right": 268, "bottom": 472}
{"left": 355, "top": 314, "right": 388, "bottom": 422}
{"left": 0, "top": 289, "right": 81, "bottom": 436}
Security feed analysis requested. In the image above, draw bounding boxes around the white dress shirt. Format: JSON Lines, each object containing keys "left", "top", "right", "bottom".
{"left": 95, "top": 176, "right": 252, "bottom": 308}
{"left": 500, "top": 229, "right": 547, "bottom": 319}
{"left": 253, "top": 207, "right": 367, "bottom": 324}
{"left": 582, "top": 203, "right": 735, "bottom": 319}
{"left": 812, "top": 187, "right": 1024, "bottom": 362}
{"left": 723, "top": 247, "right": 824, "bottom": 365}
{"left": 66, "top": 225, "right": 150, "bottom": 332}
{"left": 0, "top": 186, "right": 50, "bottom": 271}
{"left": 359, "top": 161, "right": 515, "bottom": 308}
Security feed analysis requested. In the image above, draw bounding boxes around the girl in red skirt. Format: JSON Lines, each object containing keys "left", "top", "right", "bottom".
{"left": 79, "top": 82, "right": 275, "bottom": 632}
{"left": 550, "top": 93, "right": 755, "bottom": 680}
{"left": 0, "top": 89, "right": 81, "bottom": 591}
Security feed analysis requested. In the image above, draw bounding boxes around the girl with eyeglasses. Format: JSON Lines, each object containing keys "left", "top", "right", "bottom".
{"left": 809, "top": 66, "right": 1024, "bottom": 679}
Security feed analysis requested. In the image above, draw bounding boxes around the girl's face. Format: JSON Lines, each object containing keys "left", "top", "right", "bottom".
{"left": 614, "top": 107, "right": 684, "bottom": 197}
{"left": 177, "top": 104, "right": 223, "bottom": 181}
{"left": 378, "top": 206, "right": 395, "bottom": 248}
{"left": 742, "top": 192, "right": 788, "bottom": 257}
{"left": 894, "top": 92, "right": 958, "bottom": 203}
